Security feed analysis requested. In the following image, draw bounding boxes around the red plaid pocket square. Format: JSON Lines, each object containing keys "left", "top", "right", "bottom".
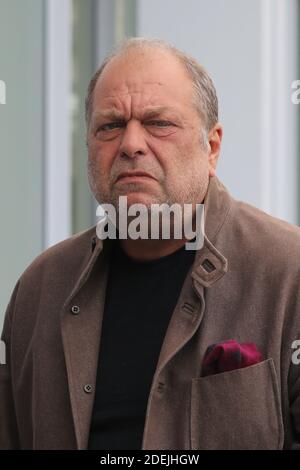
{"left": 201, "top": 339, "right": 263, "bottom": 377}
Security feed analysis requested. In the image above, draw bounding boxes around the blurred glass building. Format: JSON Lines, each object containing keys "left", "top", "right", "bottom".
{"left": 0, "top": 0, "right": 299, "bottom": 330}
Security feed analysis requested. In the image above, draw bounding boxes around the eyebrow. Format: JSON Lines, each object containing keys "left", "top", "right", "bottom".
{"left": 91, "top": 106, "right": 180, "bottom": 123}
{"left": 141, "top": 107, "right": 179, "bottom": 120}
{"left": 91, "top": 109, "right": 125, "bottom": 122}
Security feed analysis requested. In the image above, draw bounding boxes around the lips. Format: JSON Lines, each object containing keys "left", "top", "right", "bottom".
{"left": 116, "top": 171, "right": 155, "bottom": 182}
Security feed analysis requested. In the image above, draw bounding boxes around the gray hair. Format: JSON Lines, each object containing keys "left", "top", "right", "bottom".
{"left": 85, "top": 38, "right": 218, "bottom": 144}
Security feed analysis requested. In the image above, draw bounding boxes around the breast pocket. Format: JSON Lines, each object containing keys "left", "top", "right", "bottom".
{"left": 190, "top": 358, "right": 284, "bottom": 449}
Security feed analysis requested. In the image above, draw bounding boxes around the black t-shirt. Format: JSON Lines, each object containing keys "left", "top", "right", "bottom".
{"left": 88, "top": 239, "right": 196, "bottom": 450}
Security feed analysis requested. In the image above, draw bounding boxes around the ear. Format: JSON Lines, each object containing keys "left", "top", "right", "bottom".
{"left": 207, "top": 123, "right": 223, "bottom": 177}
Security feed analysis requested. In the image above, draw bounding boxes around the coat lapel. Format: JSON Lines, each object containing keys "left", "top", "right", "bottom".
{"left": 60, "top": 236, "right": 112, "bottom": 449}
{"left": 153, "top": 176, "right": 230, "bottom": 375}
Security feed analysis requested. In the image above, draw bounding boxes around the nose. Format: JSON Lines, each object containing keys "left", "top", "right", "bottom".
{"left": 119, "top": 119, "right": 147, "bottom": 159}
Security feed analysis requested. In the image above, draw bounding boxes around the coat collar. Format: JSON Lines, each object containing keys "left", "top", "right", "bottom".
{"left": 191, "top": 175, "right": 231, "bottom": 290}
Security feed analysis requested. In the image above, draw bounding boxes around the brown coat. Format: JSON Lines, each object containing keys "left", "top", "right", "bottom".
{"left": 1, "top": 176, "right": 300, "bottom": 450}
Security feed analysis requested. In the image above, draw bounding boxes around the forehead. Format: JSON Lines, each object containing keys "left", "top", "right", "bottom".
{"left": 92, "top": 49, "right": 195, "bottom": 115}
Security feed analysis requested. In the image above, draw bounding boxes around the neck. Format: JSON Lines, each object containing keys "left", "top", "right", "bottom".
{"left": 118, "top": 237, "right": 188, "bottom": 262}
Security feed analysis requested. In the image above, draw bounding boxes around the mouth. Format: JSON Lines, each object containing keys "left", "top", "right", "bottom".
{"left": 115, "top": 171, "right": 156, "bottom": 183}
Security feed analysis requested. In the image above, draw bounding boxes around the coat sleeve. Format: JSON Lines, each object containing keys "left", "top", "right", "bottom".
{"left": 0, "top": 281, "right": 21, "bottom": 449}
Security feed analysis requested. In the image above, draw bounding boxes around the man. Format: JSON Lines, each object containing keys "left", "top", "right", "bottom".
{"left": 1, "top": 37, "right": 300, "bottom": 450}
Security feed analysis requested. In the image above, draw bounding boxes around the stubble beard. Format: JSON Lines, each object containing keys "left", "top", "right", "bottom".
{"left": 89, "top": 164, "right": 209, "bottom": 240}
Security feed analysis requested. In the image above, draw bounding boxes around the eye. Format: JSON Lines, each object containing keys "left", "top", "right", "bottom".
{"left": 144, "top": 119, "right": 177, "bottom": 137}
{"left": 98, "top": 121, "right": 125, "bottom": 131}
{"left": 145, "top": 120, "right": 172, "bottom": 127}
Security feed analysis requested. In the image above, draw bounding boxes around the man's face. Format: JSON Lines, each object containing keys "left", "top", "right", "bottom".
{"left": 87, "top": 48, "right": 216, "bottom": 212}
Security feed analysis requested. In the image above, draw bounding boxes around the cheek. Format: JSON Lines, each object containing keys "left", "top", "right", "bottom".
{"left": 167, "top": 145, "right": 208, "bottom": 186}
{"left": 147, "top": 139, "right": 182, "bottom": 174}
{"left": 163, "top": 139, "right": 200, "bottom": 167}
{"left": 89, "top": 141, "right": 117, "bottom": 176}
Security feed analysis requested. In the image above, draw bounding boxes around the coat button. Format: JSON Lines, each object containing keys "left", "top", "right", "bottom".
{"left": 83, "top": 384, "right": 93, "bottom": 394}
{"left": 71, "top": 305, "right": 80, "bottom": 315}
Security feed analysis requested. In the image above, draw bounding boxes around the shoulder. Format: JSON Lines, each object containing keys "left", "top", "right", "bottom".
{"left": 18, "top": 224, "right": 98, "bottom": 287}
{"left": 226, "top": 197, "right": 300, "bottom": 272}
{"left": 2, "top": 225, "right": 99, "bottom": 336}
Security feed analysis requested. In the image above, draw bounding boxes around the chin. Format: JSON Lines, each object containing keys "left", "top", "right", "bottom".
{"left": 114, "top": 190, "right": 161, "bottom": 207}
{"left": 125, "top": 193, "right": 158, "bottom": 208}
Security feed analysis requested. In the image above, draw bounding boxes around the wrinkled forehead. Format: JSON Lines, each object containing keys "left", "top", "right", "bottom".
{"left": 93, "top": 49, "right": 195, "bottom": 112}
